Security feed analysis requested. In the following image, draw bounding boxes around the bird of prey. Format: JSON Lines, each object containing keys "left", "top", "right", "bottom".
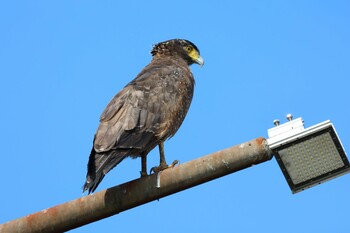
{"left": 83, "top": 39, "right": 204, "bottom": 193}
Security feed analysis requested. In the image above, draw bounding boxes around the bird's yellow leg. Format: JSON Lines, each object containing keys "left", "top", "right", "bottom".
{"left": 159, "top": 142, "right": 167, "bottom": 167}
{"left": 150, "top": 142, "right": 178, "bottom": 173}
{"left": 140, "top": 154, "right": 148, "bottom": 177}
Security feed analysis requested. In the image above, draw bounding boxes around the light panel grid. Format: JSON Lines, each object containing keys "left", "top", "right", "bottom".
{"left": 278, "top": 132, "right": 345, "bottom": 185}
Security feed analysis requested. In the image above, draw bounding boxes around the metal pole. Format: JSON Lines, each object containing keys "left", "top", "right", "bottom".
{"left": 0, "top": 137, "right": 272, "bottom": 233}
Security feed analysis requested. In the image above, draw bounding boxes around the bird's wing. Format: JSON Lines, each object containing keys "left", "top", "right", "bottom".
{"left": 93, "top": 66, "right": 170, "bottom": 153}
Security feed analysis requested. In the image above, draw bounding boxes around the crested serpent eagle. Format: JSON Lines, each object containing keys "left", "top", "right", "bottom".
{"left": 83, "top": 39, "right": 204, "bottom": 193}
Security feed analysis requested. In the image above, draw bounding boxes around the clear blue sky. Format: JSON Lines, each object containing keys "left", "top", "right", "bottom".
{"left": 1, "top": 1, "right": 349, "bottom": 232}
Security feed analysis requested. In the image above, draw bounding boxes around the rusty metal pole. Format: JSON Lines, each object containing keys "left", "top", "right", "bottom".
{"left": 0, "top": 137, "right": 272, "bottom": 233}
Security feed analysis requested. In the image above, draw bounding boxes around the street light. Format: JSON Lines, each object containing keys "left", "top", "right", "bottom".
{"left": 267, "top": 114, "right": 350, "bottom": 194}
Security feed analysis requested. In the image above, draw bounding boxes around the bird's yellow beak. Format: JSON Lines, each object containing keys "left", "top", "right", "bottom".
{"left": 189, "top": 50, "right": 204, "bottom": 67}
{"left": 194, "top": 55, "right": 204, "bottom": 67}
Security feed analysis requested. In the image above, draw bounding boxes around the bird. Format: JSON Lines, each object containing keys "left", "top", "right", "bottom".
{"left": 83, "top": 39, "right": 204, "bottom": 194}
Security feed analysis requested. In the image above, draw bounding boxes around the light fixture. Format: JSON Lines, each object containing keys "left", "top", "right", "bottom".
{"left": 267, "top": 114, "right": 350, "bottom": 194}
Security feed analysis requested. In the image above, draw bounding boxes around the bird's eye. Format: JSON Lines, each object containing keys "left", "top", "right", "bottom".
{"left": 185, "top": 46, "right": 193, "bottom": 53}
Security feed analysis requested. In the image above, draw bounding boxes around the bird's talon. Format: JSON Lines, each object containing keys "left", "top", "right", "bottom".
{"left": 150, "top": 166, "right": 159, "bottom": 174}
{"left": 169, "top": 160, "right": 179, "bottom": 168}
{"left": 140, "top": 171, "right": 148, "bottom": 177}
{"left": 150, "top": 160, "right": 179, "bottom": 174}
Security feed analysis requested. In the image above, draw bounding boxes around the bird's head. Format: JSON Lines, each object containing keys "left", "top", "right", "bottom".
{"left": 151, "top": 39, "right": 204, "bottom": 66}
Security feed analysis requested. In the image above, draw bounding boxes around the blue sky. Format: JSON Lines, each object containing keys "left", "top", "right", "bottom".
{"left": 1, "top": 1, "right": 350, "bottom": 232}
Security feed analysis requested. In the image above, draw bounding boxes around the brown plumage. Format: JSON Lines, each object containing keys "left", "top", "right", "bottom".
{"left": 83, "top": 39, "right": 204, "bottom": 193}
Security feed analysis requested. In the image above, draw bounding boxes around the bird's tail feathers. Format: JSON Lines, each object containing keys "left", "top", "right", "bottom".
{"left": 83, "top": 148, "right": 126, "bottom": 194}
